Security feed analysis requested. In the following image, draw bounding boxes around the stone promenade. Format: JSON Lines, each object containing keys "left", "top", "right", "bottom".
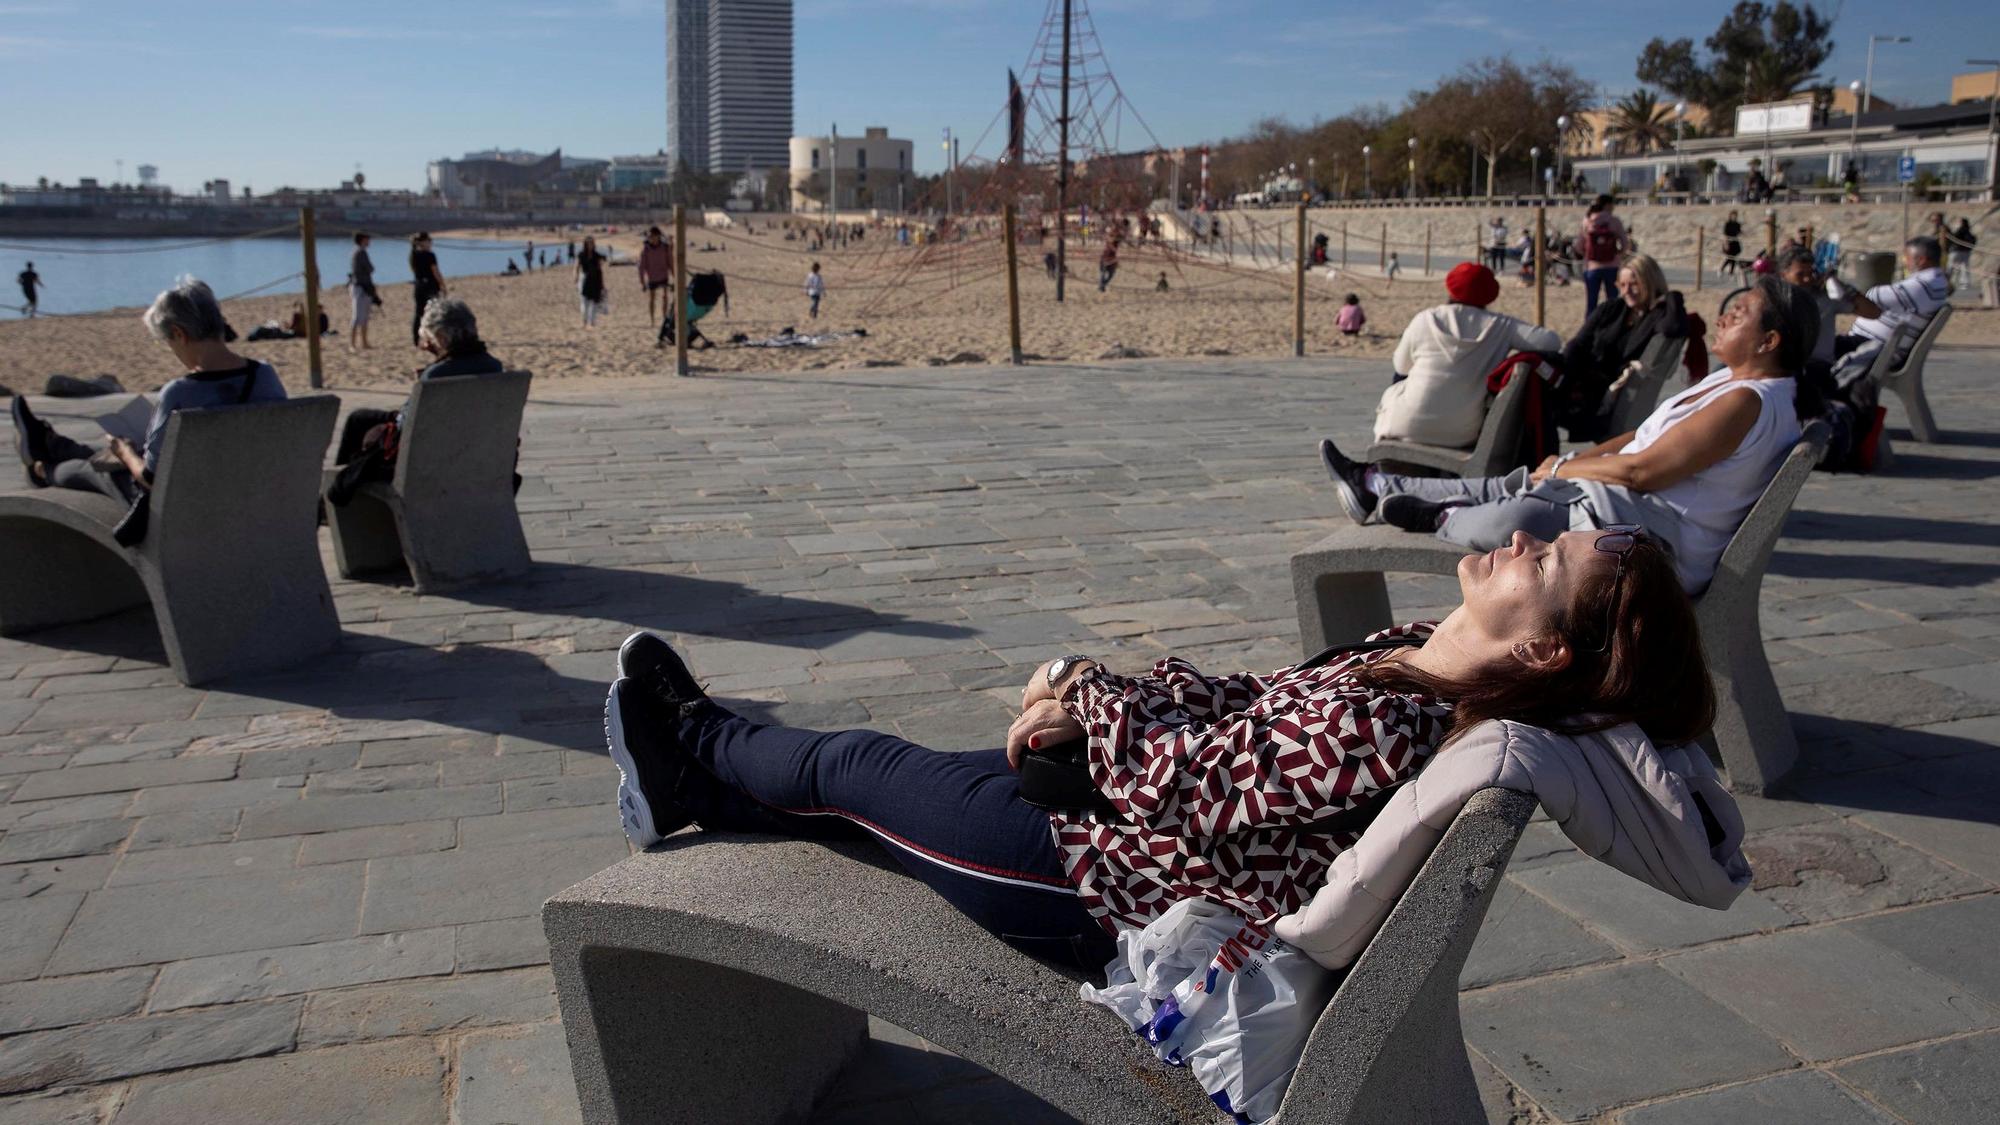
{"left": 1, "top": 350, "right": 1996, "bottom": 1124}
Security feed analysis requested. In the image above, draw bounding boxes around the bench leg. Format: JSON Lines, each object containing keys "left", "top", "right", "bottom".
{"left": 0, "top": 517, "right": 149, "bottom": 635}
{"left": 1703, "top": 614, "right": 1799, "bottom": 796}
{"left": 326, "top": 491, "right": 407, "bottom": 579}
{"left": 400, "top": 496, "right": 531, "bottom": 594}
{"left": 551, "top": 943, "right": 867, "bottom": 1125}
{"left": 1894, "top": 382, "right": 1940, "bottom": 444}
{"left": 1292, "top": 562, "right": 1394, "bottom": 654}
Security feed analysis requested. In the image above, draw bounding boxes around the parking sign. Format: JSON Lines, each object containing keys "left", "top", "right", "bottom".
{"left": 1898, "top": 155, "right": 1917, "bottom": 183}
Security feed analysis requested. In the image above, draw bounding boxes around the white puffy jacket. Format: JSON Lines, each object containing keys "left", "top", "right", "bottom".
{"left": 1374, "top": 304, "right": 1562, "bottom": 448}
{"left": 1274, "top": 718, "right": 1750, "bottom": 970}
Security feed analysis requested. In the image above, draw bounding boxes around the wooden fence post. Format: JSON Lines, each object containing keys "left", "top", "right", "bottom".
{"left": 673, "top": 205, "right": 690, "bottom": 377}
{"left": 299, "top": 207, "right": 323, "bottom": 389}
{"left": 1695, "top": 226, "right": 1705, "bottom": 291}
{"left": 1004, "top": 204, "right": 1024, "bottom": 366}
{"left": 1534, "top": 205, "right": 1547, "bottom": 328}
{"left": 1293, "top": 203, "right": 1307, "bottom": 358}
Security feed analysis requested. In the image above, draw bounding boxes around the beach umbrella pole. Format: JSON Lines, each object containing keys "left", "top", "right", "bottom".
{"left": 300, "top": 207, "right": 323, "bottom": 389}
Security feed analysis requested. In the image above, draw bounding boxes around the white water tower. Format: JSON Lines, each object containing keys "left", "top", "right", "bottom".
{"left": 137, "top": 164, "right": 159, "bottom": 187}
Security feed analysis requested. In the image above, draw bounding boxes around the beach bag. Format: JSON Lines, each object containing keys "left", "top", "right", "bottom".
{"left": 1082, "top": 899, "right": 1339, "bottom": 1125}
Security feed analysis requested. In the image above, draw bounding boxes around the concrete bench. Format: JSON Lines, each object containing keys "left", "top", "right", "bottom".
{"left": 0, "top": 396, "right": 341, "bottom": 686}
{"left": 1600, "top": 334, "right": 1688, "bottom": 438}
{"left": 324, "top": 371, "right": 532, "bottom": 593}
{"left": 1875, "top": 304, "right": 1951, "bottom": 445}
{"left": 1291, "top": 423, "right": 1830, "bottom": 794}
{"left": 543, "top": 787, "right": 1536, "bottom": 1125}
{"left": 1363, "top": 357, "right": 1532, "bottom": 478}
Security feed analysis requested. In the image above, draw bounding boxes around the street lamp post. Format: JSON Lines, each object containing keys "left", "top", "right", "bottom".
{"left": 1863, "top": 35, "right": 1911, "bottom": 115}
{"left": 1847, "top": 79, "right": 1864, "bottom": 181}
{"left": 1971, "top": 58, "right": 2000, "bottom": 203}
{"left": 1604, "top": 137, "right": 1617, "bottom": 195}
{"left": 1307, "top": 156, "right": 1316, "bottom": 201}
{"left": 1555, "top": 114, "right": 1570, "bottom": 196}
{"left": 1407, "top": 136, "right": 1418, "bottom": 200}
{"left": 1469, "top": 132, "right": 1479, "bottom": 198}
{"left": 1529, "top": 146, "right": 1541, "bottom": 197}
{"left": 1674, "top": 101, "right": 1688, "bottom": 191}
{"left": 1362, "top": 144, "right": 1372, "bottom": 199}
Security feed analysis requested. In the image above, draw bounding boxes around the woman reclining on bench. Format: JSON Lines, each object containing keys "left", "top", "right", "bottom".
{"left": 600, "top": 526, "right": 1710, "bottom": 970}
{"left": 1320, "top": 273, "right": 1820, "bottom": 594}
{"left": 12, "top": 276, "right": 286, "bottom": 506}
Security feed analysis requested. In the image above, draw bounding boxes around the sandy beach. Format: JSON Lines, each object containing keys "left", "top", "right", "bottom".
{"left": 2, "top": 215, "right": 1992, "bottom": 398}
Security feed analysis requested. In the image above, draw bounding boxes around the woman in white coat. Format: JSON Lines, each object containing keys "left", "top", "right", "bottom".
{"left": 1372, "top": 262, "right": 1562, "bottom": 449}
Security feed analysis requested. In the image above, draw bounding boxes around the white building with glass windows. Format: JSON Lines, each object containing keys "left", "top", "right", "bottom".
{"left": 1565, "top": 99, "right": 1996, "bottom": 201}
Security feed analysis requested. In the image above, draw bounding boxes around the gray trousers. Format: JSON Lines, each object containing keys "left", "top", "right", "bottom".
{"left": 1375, "top": 467, "right": 1582, "bottom": 549}
{"left": 43, "top": 429, "right": 141, "bottom": 505}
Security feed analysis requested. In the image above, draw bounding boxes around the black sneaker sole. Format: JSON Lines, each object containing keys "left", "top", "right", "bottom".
{"left": 1319, "top": 440, "right": 1372, "bottom": 526}
{"left": 605, "top": 679, "right": 667, "bottom": 849}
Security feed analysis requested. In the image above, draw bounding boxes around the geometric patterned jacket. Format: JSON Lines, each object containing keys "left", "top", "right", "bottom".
{"left": 1049, "top": 622, "right": 1449, "bottom": 932}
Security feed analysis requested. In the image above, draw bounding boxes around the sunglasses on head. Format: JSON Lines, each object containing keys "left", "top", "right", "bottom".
{"left": 1584, "top": 525, "right": 1644, "bottom": 654}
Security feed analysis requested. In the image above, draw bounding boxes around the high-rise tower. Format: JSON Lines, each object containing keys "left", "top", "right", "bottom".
{"left": 666, "top": 0, "right": 792, "bottom": 176}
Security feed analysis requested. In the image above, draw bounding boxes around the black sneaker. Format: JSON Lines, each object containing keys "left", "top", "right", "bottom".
{"left": 617, "top": 631, "right": 708, "bottom": 718}
{"left": 12, "top": 396, "right": 50, "bottom": 480}
{"left": 1380, "top": 493, "right": 1451, "bottom": 533}
{"left": 1319, "top": 438, "right": 1376, "bottom": 524}
{"left": 604, "top": 678, "right": 696, "bottom": 848}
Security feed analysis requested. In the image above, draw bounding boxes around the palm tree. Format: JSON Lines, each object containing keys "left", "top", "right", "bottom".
{"left": 1604, "top": 89, "right": 1676, "bottom": 155}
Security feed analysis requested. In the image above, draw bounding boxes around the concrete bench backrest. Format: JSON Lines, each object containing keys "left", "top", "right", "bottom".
{"left": 1278, "top": 786, "right": 1537, "bottom": 1122}
{"left": 1603, "top": 334, "right": 1688, "bottom": 438}
{"left": 1886, "top": 304, "right": 1951, "bottom": 386}
{"left": 1710, "top": 420, "right": 1829, "bottom": 594}
{"left": 394, "top": 372, "right": 532, "bottom": 498}
{"left": 1466, "top": 359, "right": 1533, "bottom": 473}
{"left": 148, "top": 396, "right": 340, "bottom": 568}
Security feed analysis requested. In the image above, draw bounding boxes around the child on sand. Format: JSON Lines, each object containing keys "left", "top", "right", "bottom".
{"left": 1336, "top": 293, "right": 1366, "bottom": 336}
{"left": 1155, "top": 271, "right": 1170, "bottom": 292}
{"left": 1385, "top": 252, "right": 1401, "bottom": 281}
{"left": 805, "top": 262, "right": 825, "bottom": 319}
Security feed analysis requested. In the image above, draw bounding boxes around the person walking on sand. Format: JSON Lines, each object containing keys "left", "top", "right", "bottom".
{"left": 408, "top": 233, "right": 446, "bottom": 347}
{"left": 1097, "top": 239, "right": 1119, "bottom": 292}
{"left": 1385, "top": 251, "right": 1401, "bottom": 281}
{"left": 17, "top": 261, "right": 41, "bottom": 317}
{"left": 1486, "top": 217, "right": 1509, "bottom": 272}
{"left": 1577, "top": 195, "right": 1630, "bottom": 316}
{"left": 576, "top": 236, "right": 608, "bottom": 327}
{"left": 638, "top": 227, "right": 673, "bottom": 323}
{"left": 804, "top": 261, "right": 825, "bottom": 319}
{"left": 347, "top": 233, "right": 381, "bottom": 351}
{"left": 525, "top": 239, "right": 535, "bottom": 272}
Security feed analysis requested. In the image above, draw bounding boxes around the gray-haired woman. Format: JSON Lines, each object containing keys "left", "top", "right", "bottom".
{"left": 12, "top": 277, "right": 285, "bottom": 505}
{"left": 327, "top": 297, "right": 503, "bottom": 506}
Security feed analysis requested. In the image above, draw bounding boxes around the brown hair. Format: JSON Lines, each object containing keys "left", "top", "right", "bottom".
{"left": 1356, "top": 534, "right": 1715, "bottom": 747}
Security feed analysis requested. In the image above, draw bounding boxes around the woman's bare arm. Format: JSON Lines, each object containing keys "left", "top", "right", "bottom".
{"left": 1554, "top": 389, "right": 1761, "bottom": 492}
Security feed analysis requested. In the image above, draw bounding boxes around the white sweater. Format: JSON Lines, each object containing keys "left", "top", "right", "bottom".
{"left": 1374, "top": 304, "right": 1562, "bottom": 448}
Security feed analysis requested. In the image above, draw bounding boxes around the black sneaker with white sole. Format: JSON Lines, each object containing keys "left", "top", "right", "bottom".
{"left": 603, "top": 678, "right": 696, "bottom": 848}
{"left": 1318, "top": 438, "right": 1377, "bottom": 524}
{"left": 618, "top": 631, "right": 708, "bottom": 716}
{"left": 1379, "top": 492, "right": 1452, "bottom": 533}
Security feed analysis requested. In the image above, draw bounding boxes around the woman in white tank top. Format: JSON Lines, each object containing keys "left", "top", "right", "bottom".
{"left": 1320, "top": 275, "right": 1819, "bottom": 593}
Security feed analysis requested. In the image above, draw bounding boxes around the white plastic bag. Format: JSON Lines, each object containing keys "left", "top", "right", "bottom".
{"left": 1081, "top": 899, "right": 1340, "bottom": 1124}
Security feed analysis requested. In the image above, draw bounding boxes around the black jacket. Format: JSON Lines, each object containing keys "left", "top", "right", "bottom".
{"left": 1561, "top": 290, "right": 1688, "bottom": 394}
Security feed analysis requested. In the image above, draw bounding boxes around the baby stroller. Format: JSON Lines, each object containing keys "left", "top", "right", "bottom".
{"left": 658, "top": 271, "right": 729, "bottom": 350}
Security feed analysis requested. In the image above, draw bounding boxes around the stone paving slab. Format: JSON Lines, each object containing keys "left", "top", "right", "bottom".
{"left": 0, "top": 353, "right": 1996, "bottom": 1121}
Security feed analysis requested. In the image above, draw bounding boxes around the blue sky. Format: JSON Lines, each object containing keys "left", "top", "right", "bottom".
{"left": 0, "top": 0, "right": 1984, "bottom": 192}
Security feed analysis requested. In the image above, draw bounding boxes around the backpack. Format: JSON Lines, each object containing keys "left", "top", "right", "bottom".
{"left": 1585, "top": 220, "right": 1621, "bottom": 263}
{"left": 688, "top": 271, "right": 727, "bottom": 308}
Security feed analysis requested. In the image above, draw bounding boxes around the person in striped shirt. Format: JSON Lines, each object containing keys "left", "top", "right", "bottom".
{"left": 1832, "top": 236, "right": 1950, "bottom": 381}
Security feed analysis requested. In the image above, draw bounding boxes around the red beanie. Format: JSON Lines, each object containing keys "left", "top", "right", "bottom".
{"left": 1445, "top": 262, "right": 1499, "bottom": 308}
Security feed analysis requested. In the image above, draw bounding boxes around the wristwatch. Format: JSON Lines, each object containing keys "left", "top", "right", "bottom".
{"left": 1046, "top": 654, "right": 1095, "bottom": 689}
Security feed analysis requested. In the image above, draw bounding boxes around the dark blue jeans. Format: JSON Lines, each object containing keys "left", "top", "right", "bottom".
{"left": 1583, "top": 265, "right": 1619, "bottom": 315}
{"left": 677, "top": 705, "right": 1116, "bottom": 970}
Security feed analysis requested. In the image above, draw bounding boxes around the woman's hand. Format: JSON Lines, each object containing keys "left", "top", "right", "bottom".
{"left": 1529, "top": 454, "right": 1561, "bottom": 483}
{"left": 1021, "top": 657, "right": 1098, "bottom": 712}
{"left": 1006, "top": 700, "right": 1084, "bottom": 771}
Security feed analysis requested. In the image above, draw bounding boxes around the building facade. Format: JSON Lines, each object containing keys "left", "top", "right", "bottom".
{"left": 667, "top": 0, "right": 793, "bottom": 177}
{"left": 789, "top": 128, "right": 912, "bottom": 212}
{"left": 666, "top": 0, "right": 710, "bottom": 175}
